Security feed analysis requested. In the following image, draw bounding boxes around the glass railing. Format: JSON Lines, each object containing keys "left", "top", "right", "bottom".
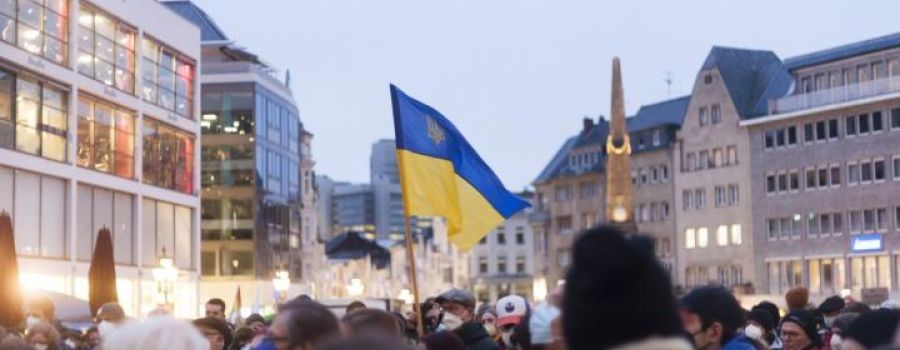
{"left": 771, "top": 75, "right": 900, "bottom": 114}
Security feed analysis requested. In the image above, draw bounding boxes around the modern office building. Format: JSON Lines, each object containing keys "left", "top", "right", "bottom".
{"left": 745, "top": 33, "right": 900, "bottom": 299}
{"left": 332, "top": 182, "right": 376, "bottom": 236}
{"left": 0, "top": 0, "right": 201, "bottom": 317}
{"left": 163, "top": 1, "right": 313, "bottom": 307}
{"left": 371, "top": 139, "right": 404, "bottom": 240}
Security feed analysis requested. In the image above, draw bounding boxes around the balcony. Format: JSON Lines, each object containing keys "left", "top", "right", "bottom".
{"left": 202, "top": 62, "right": 292, "bottom": 97}
{"left": 770, "top": 76, "right": 900, "bottom": 114}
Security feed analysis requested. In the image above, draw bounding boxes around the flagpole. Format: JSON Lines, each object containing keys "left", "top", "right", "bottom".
{"left": 396, "top": 151, "right": 425, "bottom": 338}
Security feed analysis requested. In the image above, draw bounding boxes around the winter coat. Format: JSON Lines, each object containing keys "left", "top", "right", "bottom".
{"left": 723, "top": 335, "right": 765, "bottom": 350}
{"left": 453, "top": 322, "right": 500, "bottom": 350}
{"left": 608, "top": 337, "right": 694, "bottom": 350}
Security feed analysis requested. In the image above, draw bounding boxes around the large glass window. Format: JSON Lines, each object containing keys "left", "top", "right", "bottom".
{"left": 1, "top": 167, "right": 66, "bottom": 258}
{"left": 76, "top": 95, "right": 135, "bottom": 178}
{"left": 141, "top": 198, "right": 193, "bottom": 269}
{"left": 0, "top": 0, "right": 67, "bottom": 64}
{"left": 75, "top": 184, "right": 133, "bottom": 264}
{"left": 76, "top": 5, "right": 135, "bottom": 93}
{"left": 141, "top": 37, "right": 194, "bottom": 118}
{"left": 200, "top": 86, "right": 253, "bottom": 135}
{"left": 142, "top": 118, "right": 195, "bottom": 194}
{"left": 3, "top": 73, "right": 67, "bottom": 161}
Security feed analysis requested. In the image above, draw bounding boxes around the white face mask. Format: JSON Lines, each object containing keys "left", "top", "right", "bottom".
{"left": 65, "top": 339, "right": 78, "bottom": 349}
{"left": 441, "top": 312, "right": 463, "bottom": 331}
{"left": 25, "top": 316, "right": 41, "bottom": 330}
{"left": 501, "top": 330, "right": 514, "bottom": 347}
{"left": 98, "top": 320, "right": 117, "bottom": 337}
{"left": 33, "top": 344, "right": 48, "bottom": 350}
{"left": 483, "top": 323, "right": 497, "bottom": 337}
{"left": 831, "top": 334, "right": 842, "bottom": 350}
{"left": 744, "top": 324, "right": 763, "bottom": 340}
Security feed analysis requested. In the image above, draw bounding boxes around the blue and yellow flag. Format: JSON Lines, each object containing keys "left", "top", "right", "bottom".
{"left": 390, "top": 85, "right": 529, "bottom": 251}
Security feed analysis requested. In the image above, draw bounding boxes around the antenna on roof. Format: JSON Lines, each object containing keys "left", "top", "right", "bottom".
{"left": 285, "top": 69, "right": 292, "bottom": 91}
{"left": 663, "top": 71, "right": 673, "bottom": 98}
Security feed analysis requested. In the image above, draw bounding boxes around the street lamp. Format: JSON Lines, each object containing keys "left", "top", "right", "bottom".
{"left": 152, "top": 247, "right": 178, "bottom": 309}
{"left": 273, "top": 269, "right": 290, "bottom": 303}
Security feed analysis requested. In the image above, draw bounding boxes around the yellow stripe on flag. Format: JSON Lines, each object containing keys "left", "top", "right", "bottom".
{"left": 397, "top": 150, "right": 505, "bottom": 251}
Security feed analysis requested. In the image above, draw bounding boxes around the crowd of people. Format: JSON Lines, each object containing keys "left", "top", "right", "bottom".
{"left": 2, "top": 225, "right": 900, "bottom": 350}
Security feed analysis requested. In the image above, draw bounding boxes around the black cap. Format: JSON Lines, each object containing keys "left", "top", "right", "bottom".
{"left": 844, "top": 309, "right": 900, "bottom": 349}
{"left": 781, "top": 309, "right": 822, "bottom": 347}
{"left": 193, "top": 317, "right": 234, "bottom": 350}
{"left": 680, "top": 286, "right": 744, "bottom": 338}
{"left": 817, "top": 295, "right": 845, "bottom": 314}
{"left": 245, "top": 313, "right": 266, "bottom": 326}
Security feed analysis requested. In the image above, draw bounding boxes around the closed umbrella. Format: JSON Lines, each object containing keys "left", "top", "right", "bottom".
{"left": 0, "top": 212, "right": 23, "bottom": 328}
{"left": 88, "top": 227, "right": 118, "bottom": 317}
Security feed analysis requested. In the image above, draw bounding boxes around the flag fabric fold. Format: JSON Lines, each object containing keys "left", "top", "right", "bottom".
{"left": 390, "top": 84, "right": 529, "bottom": 251}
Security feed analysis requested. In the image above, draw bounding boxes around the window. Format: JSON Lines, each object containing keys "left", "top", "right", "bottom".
{"left": 874, "top": 159, "right": 886, "bottom": 181}
{"left": 894, "top": 157, "right": 900, "bottom": 180}
{"left": 497, "top": 256, "right": 507, "bottom": 273}
{"left": 697, "top": 227, "right": 709, "bottom": 248}
{"left": 818, "top": 168, "right": 828, "bottom": 188}
{"left": 833, "top": 213, "right": 844, "bottom": 235}
{"left": 684, "top": 153, "right": 695, "bottom": 172}
{"left": 0, "top": 0, "right": 67, "bottom": 64}
{"left": 766, "top": 175, "right": 776, "bottom": 193}
{"left": 661, "top": 165, "right": 669, "bottom": 182}
{"left": 2, "top": 73, "right": 68, "bottom": 162}
{"left": 816, "top": 121, "right": 826, "bottom": 141}
{"left": 850, "top": 210, "right": 862, "bottom": 234}
{"left": 478, "top": 256, "right": 488, "bottom": 273}
{"left": 715, "top": 186, "right": 726, "bottom": 207}
{"left": 685, "top": 228, "right": 696, "bottom": 249}
{"left": 830, "top": 165, "right": 841, "bottom": 186}
{"left": 846, "top": 115, "right": 857, "bottom": 136}
{"left": 699, "top": 106, "right": 708, "bottom": 126}
{"left": 776, "top": 129, "right": 786, "bottom": 147}
{"left": 711, "top": 104, "right": 721, "bottom": 124}
{"left": 77, "top": 95, "right": 135, "bottom": 178}
{"left": 892, "top": 108, "right": 900, "bottom": 130}
{"left": 767, "top": 219, "right": 779, "bottom": 240}
{"left": 695, "top": 188, "right": 705, "bottom": 209}
{"left": 682, "top": 190, "right": 692, "bottom": 210}
{"left": 828, "top": 119, "right": 839, "bottom": 139}
{"left": 861, "top": 160, "right": 873, "bottom": 182}
{"left": 864, "top": 209, "right": 876, "bottom": 232}
{"left": 716, "top": 225, "right": 728, "bottom": 246}
{"left": 804, "top": 123, "right": 814, "bottom": 143}
{"left": 848, "top": 162, "right": 860, "bottom": 185}
{"left": 877, "top": 208, "right": 888, "bottom": 231}
{"left": 497, "top": 231, "right": 506, "bottom": 245}
{"left": 141, "top": 37, "right": 195, "bottom": 118}
{"left": 515, "top": 256, "right": 526, "bottom": 273}
{"left": 76, "top": 184, "right": 134, "bottom": 264}
{"left": 787, "top": 126, "right": 797, "bottom": 145}
{"left": 821, "top": 213, "right": 832, "bottom": 236}
{"left": 77, "top": 5, "right": 135, "bottom": 93}
{"left": 731, "top": 225, "right": 742, "bottom": 245}
{"left": 661, "top": 202, "right": 670, "bottom": 219}
{"left": 790, "top": 216, "right": 802, "bottom": 238}
{"left": 873, "top": 111, "right": 884, "bottom": 132}
{"left": 789, "top": 171, "right": 800, "bottom": 191}
{"left": 726, "top": 146, "right": 738, "bottom": 165}
{"left": 142, "top": 118, "right": 195, "bottom": 194}
{"left": 713, "top": 148, "right": 722, "bottom": 167}
{"left": 652, "top": 130, "right": 661, "bottom": 146}
{"left": 808, "top": 213, "right": 819, "bottom": 237}
{"left": 699, "top": 151, "right": 709, "bottom": 170}
{"left": 515, "top": 228, "right": 524, "bottom": 245}
{"left": 728, "top": 185, "right": 739, "bottom": 205}
{"left": 704, "top": 74, "right": 713, "bottom": 84}
{"left": 0, "top": 167, "right": 66, "bottom": 259}
{"left": 859, "top": 113, "right": 870, "bottom": 134}
{"left": 896, "top": 207, "right": 900, "bottom": 232}
{"left": 778, "top": 173, "right": 788, "bottom": 192}
{"left": 806, "top": 168, "right": 816, "bottom": 189}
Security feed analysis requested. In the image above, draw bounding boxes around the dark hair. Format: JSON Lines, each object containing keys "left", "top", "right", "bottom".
{"left": 281, "top": 300, "right": 340, "bottom": 348}
{"left": 680, "top": 286, "right": 744, "bottom": 345}
{"left": 751, "top": 301, "right": 781, "bottom": 329}
{"left": 346, "top": 301, "right": 367, "bottom": 314}
{"left": 206, "top": 298, "right": 227, "bottom": 313}
{"left": 511, "top": 313, "right": 532, "bottom": 350}
{"left": 844, "top": 309, "right": 900, "bottom": 349}
{"left": 231, "top": 327, "right": 255, "bottom": 350}
{"left": 193, "top": 317, "right": 234, "bottom": 350}
{"left": 322, "top": 334, "right": 412, "bottom": 350}
{"left": 340, "top": 309, "right": 400, "bottom": 336}
{"left": 421, "top": 331, "right": 466, "bottom": 350}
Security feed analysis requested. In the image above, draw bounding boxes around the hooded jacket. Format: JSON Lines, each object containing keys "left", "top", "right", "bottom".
{"left": 454, "top": 321, "right": 500, "bottom": 350}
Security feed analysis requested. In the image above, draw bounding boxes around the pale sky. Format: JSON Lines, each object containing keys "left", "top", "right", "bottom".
{"left": 190, "top": 0, "right": 900, "bottom": 190}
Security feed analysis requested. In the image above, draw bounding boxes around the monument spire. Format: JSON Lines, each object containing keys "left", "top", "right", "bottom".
{"left": 605, "top": 57, "right": 635, "bottom": 225}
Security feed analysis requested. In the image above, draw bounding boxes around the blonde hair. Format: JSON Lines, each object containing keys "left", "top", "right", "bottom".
{"left": 101, "top": 316, "right": 207, "bottom": 350}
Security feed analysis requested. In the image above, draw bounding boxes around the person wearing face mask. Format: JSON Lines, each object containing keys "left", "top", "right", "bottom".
{"left": 815, "top": 296, "right": 844, "bottom": 350}
{"left": 25, "top": 320, "right": 61, "bottom": 350}
{"left": 23, "top": 297, "right": 71, "bottom": 350}
{"left": 779, "top": 310, "right": 823, "bottom": 350}
{"left": 680, "top": 286, "right": 762, "bottom": 350}
{"left": 436, "top": 289, "right": 499, "bottom": 350}
{"left": 745, "top": 308, "right": 779, "bottom": 350}
{"left": 495, "top": 295, "right": 528, "bottom": 350}
{"left": 476, "top": 304, "right": 499, "bottom": 343}
{"left": 95, "top": 303, "right": 129, "bottom": 340}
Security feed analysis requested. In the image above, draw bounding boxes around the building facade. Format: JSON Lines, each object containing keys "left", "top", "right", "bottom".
{"left": 469, "top": 193, "right": 537, "bottom": 302}
{"left": 332, "top": 183, "right": 376, "bottom": 236}
{"left": 164, "top": 1, "right": 314, "bottom": 308}
{"left": 370, "top": 139, "right": 404, "bottom": 240}
{"left": 745, "top": 35, "right": 900, "bottom": 299}
{"left": 0, "top": 0, "right": 201, "bottom": 317}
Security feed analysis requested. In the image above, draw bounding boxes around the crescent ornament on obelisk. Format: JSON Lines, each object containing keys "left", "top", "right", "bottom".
{"left": 605, "top": 57, "right": 636, "bottom": 230}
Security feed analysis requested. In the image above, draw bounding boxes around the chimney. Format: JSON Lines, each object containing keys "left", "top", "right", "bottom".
{"left": 582, "top": 117, "right": 594, "bottom": 133}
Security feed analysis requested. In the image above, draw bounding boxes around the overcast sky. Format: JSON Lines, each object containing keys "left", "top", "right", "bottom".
{"left": 190, "top": 0, "right": 900, "bottom": 190}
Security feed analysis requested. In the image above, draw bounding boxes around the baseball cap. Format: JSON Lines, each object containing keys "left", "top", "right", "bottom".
{"left": 435, "top": 289, "right": 476, "bottom": 309}
{"left": 496, "top": 295, "right": 528, "bottom": 327}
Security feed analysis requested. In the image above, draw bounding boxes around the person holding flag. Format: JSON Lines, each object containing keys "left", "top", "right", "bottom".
{"left": 390, "top": 84, "right": 529, "bottom": 338}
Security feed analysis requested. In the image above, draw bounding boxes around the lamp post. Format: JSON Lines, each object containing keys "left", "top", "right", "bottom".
{"left": 152, "top": 248, "right": 178, "bottom": 310}
{"left": 273, "top": 269, "right": 290, "bottom": 303}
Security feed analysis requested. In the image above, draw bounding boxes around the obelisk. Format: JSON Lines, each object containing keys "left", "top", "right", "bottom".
{"left": 605, "top": 57, "right": 636, "bottom": 230}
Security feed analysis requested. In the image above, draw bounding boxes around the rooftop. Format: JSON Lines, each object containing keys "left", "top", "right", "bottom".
{"left": 784, "top": 31, "right": 900, "bottom": 70}
{"left": 161, "top": 1, "right": 228, "bottom": 42}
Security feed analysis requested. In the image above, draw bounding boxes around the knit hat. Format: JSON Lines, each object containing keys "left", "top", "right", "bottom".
{"left": 781, "top": 309, "right": 822, "bottom": 347}
{"left": 680, "top": 286, "right": 744, "bottom": 340}
{"left": 751, "top": 301, "right": 781, "bottom": 329}
{"left": 843, "top": 309, "right": 900, "bottom": 349}
{"left": 563, "top": 225, "right": 684, "bottom": 350}
{"left": 746, "top": 309, "right": 775, "bottom": 331}
{"left": 817, "top": 295, "right": 846, "bottom": 315}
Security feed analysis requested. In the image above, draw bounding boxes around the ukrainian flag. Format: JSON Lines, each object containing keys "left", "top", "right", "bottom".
{"left": 390, "top": 85, "right": 529, "bottom": 251}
